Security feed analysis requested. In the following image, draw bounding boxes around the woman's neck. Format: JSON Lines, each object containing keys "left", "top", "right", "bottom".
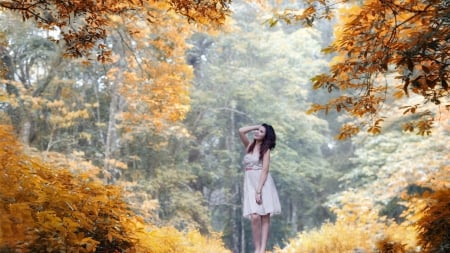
{"left": 253, "top": 142, "right": 261, "bottom": 152}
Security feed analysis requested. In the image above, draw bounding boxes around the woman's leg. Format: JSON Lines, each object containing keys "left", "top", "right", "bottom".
{"left": 250, "top": 214, "right": 262, "bottom": 253}
{"left": 259, "top": 214, "right": 270, "bottom": 253}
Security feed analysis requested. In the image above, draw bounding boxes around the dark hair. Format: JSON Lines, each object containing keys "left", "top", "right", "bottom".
{"left": 247, "top": 123, "right": 276, "bottom": 160}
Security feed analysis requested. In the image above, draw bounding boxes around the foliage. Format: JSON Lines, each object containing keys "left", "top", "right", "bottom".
{"left": 0, "top": 0, "right": 231, "bottom": 59}
{"left": 274, "top": 198, "right": 416, "bottom": 253}
{"left": 375, "top": 238, "right": 407, "bottom": 253}
{"left": 414, "top": 189, "right": 450, "bottom": 253}
{"left": 273, "top": 0, "right": 449, "bottom": 138}
{"left": 2, "top": 0, "right": 449, "bottom": 253}
{"left": 137, "top": 226, "right": 230, "bottom": 253}
{"left": 275, "top": 183, "right": 447, "bottom": 253}
{"left": 107, "top": 11, "right": 195, "bottom": 130}
{"left": 275, "top": 186, "right": 450, "bottom": 253}
{"left": 332, "top": 113, "right": 449, "bottom": 209}
{"left": 1, "top": 9, "right": 212, "bottom": 231}
{"left": 0, "top": 124, "right": 231, "bottom": 252}
{"left": 147, "top": 166, "right": 212, "bottom": 233}
{"left": 0, "top": 13, "right": 95, "bottom": 146}
{"left": 275, "top": 119, "right": 449, "bottom": 252}
{"left": 0, "top": 124, "right": 136, "bottom": 251}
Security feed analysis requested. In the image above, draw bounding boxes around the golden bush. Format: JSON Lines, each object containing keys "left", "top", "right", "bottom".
{"left": 0, "top": 125, "right": 230, "bottom": 253}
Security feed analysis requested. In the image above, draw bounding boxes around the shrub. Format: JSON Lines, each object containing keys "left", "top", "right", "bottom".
{"left": 415, "top": 189, "right": 450, "bottom": 253}
{"left": 0, "top": 125, "right": 231, "bottom": 253}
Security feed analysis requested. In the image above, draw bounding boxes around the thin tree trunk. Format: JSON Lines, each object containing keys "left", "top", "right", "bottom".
{"left": 291, "top": 199, "right": 298, "bottom": 234}
{"left": 20, "top": 121, "right": 31, "bottom": 145}
{"left": 230, "top": 107, "right": 240, "bottom": 253}
{"left": 94, "top": 77, "right": 105, "bottom": 147}
{"left": 240, "top": 192, "right": 245, "bottom": 253}
{"left": 104, "top": 80, "right": 119, "bottom": 184}
{"left": 226, "top": 103, "right": 244, "bottom": 253}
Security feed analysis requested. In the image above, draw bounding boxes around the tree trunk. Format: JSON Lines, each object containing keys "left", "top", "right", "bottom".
{"left": 291, "top": 199, "right": 298, "bottom": 234}
{"left": 240, "top": 196, "right": 245, "bottom": 253}
{"left": 228, "top": 103, "right": 244, "bottom": 253}
{"left": 230, "top": 107, "right": 239, "bottom": 253}
{"left": 104, "top": 80, "right": 119, "bottom": 184}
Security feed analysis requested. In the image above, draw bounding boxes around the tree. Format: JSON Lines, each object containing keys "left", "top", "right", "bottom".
{"left": 272, "top": 0, "right": 449, "bottom": 138}
{"left": 0, "top": 0, "right": 231, "bottom": 60}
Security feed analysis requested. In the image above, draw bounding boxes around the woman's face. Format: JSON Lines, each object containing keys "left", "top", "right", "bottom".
{"left": 254, "top": 126, "right": 266, "bottom": 141}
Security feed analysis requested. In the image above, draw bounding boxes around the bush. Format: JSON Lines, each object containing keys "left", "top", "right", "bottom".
{"left": 415, "top": 189, "right": 450, "bottom": 253}
{"left": 0, "top": 125, "right": 230, "bottom": 253}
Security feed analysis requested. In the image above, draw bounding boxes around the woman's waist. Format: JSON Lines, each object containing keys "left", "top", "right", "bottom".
{"left": 244, "top": 165, "right": 262, "bottom": 171}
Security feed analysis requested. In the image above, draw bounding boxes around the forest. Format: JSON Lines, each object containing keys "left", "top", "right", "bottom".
{"left": 0, "top": 0, "right": 448, "bottom": 252}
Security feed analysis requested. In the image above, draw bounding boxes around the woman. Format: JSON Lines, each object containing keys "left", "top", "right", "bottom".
{"left": 239, "top": 123, "right": 281, "bottom": 253}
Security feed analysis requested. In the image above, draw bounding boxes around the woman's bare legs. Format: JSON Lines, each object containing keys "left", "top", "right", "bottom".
{"left": 260, "top": 214, "right": 270, "bottom": 253}
{"left": 251, "top": 214, "right": 271, "bottom": 253}
{"left": 250, "top": 214, "right": 262, "bottom": 253}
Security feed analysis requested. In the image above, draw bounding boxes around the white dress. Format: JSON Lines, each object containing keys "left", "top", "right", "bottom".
{"left": 242, "top": 153, "right": 281, "bottom": 218}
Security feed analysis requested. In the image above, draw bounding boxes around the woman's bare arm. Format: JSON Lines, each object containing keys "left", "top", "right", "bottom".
{"left": 238, "top": 125, "right": 260, "bottom": 148}
{"left": 255, "top": 150, "right": 270, "bottom": 204}
{"left": 256, "top": 150, "right": 270, "bottom": 193}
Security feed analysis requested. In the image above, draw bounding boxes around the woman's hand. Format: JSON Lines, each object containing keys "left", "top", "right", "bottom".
{"left": 255, "top": 192, "right": 262, "bottom": 205}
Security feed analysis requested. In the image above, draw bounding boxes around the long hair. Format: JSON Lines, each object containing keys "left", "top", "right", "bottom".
{"left": 247, "top": 123, "right": 276, "bottom": 160}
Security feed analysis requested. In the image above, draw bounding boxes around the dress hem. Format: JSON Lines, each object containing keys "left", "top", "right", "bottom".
{"left": 243, "top": 211, "right": 281, "bottom": 218}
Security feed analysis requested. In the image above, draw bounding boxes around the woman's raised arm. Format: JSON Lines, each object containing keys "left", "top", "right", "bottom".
{"left": 238, "top": 125, "right": 260, "bottom": 148}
